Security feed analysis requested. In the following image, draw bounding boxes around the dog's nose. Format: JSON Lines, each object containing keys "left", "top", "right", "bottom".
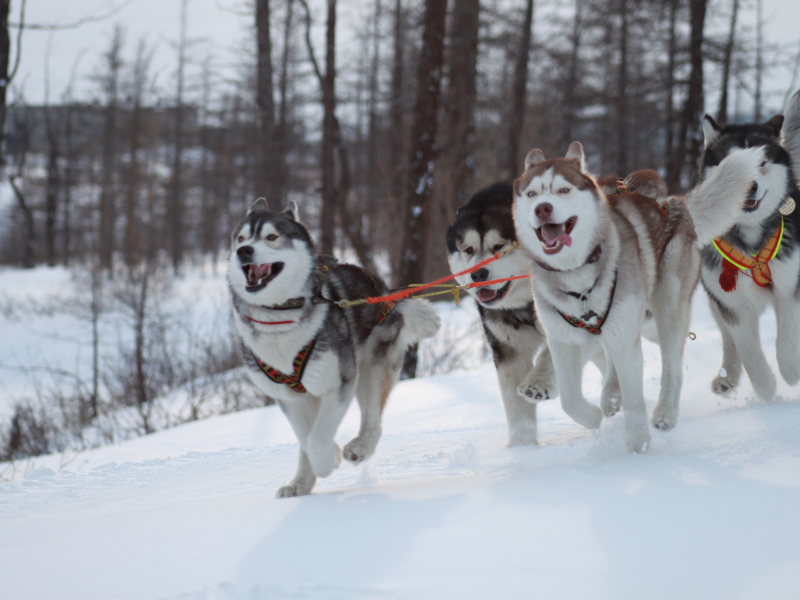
{"left": 237, "top": 245, "right": 254, "bottom": 260}
{"left": 471, "top": 268, "right": 489, "bottom": 283}
{"left": 535, "top": 202, "right": 553, "bottom": 221}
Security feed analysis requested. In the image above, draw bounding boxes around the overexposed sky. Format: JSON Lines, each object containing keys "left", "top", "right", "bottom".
{"left": 7, "top": 0, "right": 800, "bottom": 116}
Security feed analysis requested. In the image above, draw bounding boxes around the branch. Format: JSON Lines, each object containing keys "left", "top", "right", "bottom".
{"left": 7, "top": 0, "right": 26, "bottom": 84}
{"left": 8, "top": 0, "right": 136, "bottom": 31}
{"left": 297, "top": 0, "right": 324, "bottom": 87}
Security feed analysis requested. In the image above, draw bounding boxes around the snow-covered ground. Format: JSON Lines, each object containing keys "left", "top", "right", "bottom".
{"left": 2, "top": 267, "right": 800, "bottom": 599}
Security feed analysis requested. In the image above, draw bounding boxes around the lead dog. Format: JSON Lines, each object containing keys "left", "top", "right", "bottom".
{"left": 229, "top": 200, "right": 440, "bottom": 496}
{"left": 699, "top": 100, "right": 800, "bottom": 401}
{"left": 512, "top": 142, "right": 764, "bottom": 452}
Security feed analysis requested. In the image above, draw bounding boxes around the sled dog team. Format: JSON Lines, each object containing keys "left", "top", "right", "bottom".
{"left": 229, "top": 90, "right": 800, "bottom": 497}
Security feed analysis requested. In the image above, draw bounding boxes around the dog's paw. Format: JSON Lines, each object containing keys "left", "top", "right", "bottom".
{"left": 565, "top": 402, "right": 603, "bottom": 430}
{"left": 777, "top": 356, "right": 800, "bottom": 387}
{"left": 652, "top": 410, "right": 677, "bottom": 431}
{"left": 275, "top": 483, "right": 312, "bottom": 498}
{"left": 625, "top": 427, "right": 652, "bottom": 454}
{"left": 306, "top": 441, "right": 342, "bottom": 478}
{"left": 711, "top": 374, "right": 736, "bottom": 395}
{"left": 343, "top": 437, "right": 377, "bottom": 465}
{"left": 601, "top": 395, "right": 621, "bottom": 417}
{"left": 517, "top": 379, "right": 553, "bottom": 403}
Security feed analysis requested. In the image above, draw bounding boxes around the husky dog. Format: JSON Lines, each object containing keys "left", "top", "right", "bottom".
{"left": 512, "top": 142, "right": 764, "bottom": 452}
{"left": 447, "top": 182, "right": 556, "bottom": 446}
{"left": 700, "top": 106, "right": 800, "bottom": 402}
{"left": 229, "top": 200, "right": 440, "bottom": 497}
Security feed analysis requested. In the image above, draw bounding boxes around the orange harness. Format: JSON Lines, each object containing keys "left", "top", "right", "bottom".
{"left": 712, "top": 219, "right": 784, "bottom": 292}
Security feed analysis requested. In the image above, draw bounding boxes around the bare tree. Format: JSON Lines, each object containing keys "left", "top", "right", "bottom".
{"left": 716, "top": 0, "right": 738, "bottom": 125}
{"left": 503, "top": 0, "right": 534, "bottom": 179}
{"left": 98, "top": 26, "right": 124, "bottom": 271}
{"left": 398, "top": 0, "right": 448, "bottom": 377}
{"left": 256, "top": 0, "right": 281, "bottom": 209}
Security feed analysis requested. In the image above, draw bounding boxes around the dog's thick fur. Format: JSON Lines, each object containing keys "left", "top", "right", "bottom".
{"left": 229, "top": 201, "right": 440, "bottom": 497}
{"left": 699, "top": 105, "right": 800, "bottom": 401}
{"left": 513, "top": 142, "right": 764, "bottom": 451}
{"left": 447, "top": 183, "right": 556, "bottom": 446}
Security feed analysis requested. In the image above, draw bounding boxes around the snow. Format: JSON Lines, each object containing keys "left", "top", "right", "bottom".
{"left": 2, "top": 267, "right": 800, "bottom": 599}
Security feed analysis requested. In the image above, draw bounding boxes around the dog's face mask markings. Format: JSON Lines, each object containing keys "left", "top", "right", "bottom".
{"left": 227, "top": 209, "right": 315, "bottom": 306}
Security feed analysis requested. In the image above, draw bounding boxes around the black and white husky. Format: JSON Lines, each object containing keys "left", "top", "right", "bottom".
{"left": 700, "top": 99, "right": 800, "bottom": 402}
{"left": 446, "top": 183, "right": 556, "bottom": 446}
{"left": 228, "top": 200, "right": 440, "bottom": 497}
{"left": 513, "top": 142, "right": 764, "bottom": 452}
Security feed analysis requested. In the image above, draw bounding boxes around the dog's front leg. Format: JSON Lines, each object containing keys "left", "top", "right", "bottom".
{"left": 550, "top": 340, "right": 602, "bottom": 430}
{"left": 774, "top": 293, "right": 800, "bottom": 387}
{"left": 708, "top": 299, "right": 743, "bottom": 394}
{"left": 608, "top": 338, "right": 650, "bottom": 453}
{"left": 725, "top": 304, "right": 776, "bottom": 401}
{"left": 305, "top": 379, "right": 356, "bottom": 477}
{"left": 591, "top": 349, "right": 621, "bottom": 417}
{"left": 500, "top": 353, "right": 540, "bottom": 446}
{"left": 276, "top": 398, "right": 320, "bottom": 497}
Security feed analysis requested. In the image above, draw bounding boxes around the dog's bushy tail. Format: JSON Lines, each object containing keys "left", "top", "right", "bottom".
{"left": 684, "top": 146, "right": 766, "bottom": 243}
{"left": 398, "top": 299, "right": 441, "bottom": 346}
{"left": 783, "top": 89, "right": 800, "bottom": 176}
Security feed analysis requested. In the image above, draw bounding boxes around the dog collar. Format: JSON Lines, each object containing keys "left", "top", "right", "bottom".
{"left": 554, "top": 270, "right": 618, "bottom": 335}
{"left": 535, "top": 245, "right": 601, "bottom": 273}
{"left": 712, "top": 218, "right": 784, "bottom": 291}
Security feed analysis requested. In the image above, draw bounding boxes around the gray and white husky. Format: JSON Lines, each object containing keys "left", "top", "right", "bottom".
{"left": 228, "top": 200, "right": 440, "bottom": 497}
{"left": 447, "top": 182, "right": 556, "bottom": 446}
{"left": 699, "top": 98, "right": 800, "bottom": 402}
{"left": 512, "top": 142, "right": 764, "bottom": 452}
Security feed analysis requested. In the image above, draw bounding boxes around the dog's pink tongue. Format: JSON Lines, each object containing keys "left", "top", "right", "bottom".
{"left": 541, "top": 223, "right": 572, "bottom": 247}
{"left": 743, "top": 198, "right": 758, "bottom": 208}
{"left": 477, "top": 288, "right": 497, "bottom": 302}
{"left": 254, "top": 263, "right": 272, "bottom": 279}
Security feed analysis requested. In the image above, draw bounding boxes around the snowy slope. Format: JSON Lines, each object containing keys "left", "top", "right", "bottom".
{"left": 2, "top": 292, "right": 800, "bottom": 600}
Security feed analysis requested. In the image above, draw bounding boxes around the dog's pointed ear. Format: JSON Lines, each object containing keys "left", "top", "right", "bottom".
{"left": 524, "top": 149, "right": 546, "bottom": 171}
{"left": 565, "top": 142, "right": 587, "bottom": 172}
{"left": 248, "top": 198, "right": 269, "bottom": 215}
{"left": 703, "top": 115, "right": 721, "bottom": 148}
{"left": 282, "top": 199, "right": 299, "bottom": 221}
{"left": 764, "top": 114, "right": 784, "bottom": 136}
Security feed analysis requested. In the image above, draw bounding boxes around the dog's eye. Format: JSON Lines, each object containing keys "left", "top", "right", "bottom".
{"left": 493, "top": 244, "right": 505, "bottom": 253}
{"left": 237, "top": 235, "right": 245, "bottom": 243}
{"left": 266, "top": 234, "right": 278, "bottom": 241}
{"left": 558, "top": 187, "right": 570, "bottom": 194}
{"left": 759, "top": 161, "right": 766, "bottom": 168}
{"left": 464, "top": 247, "right": 474, "bottom": 255}
{"left": 527, "top": 191, "right": 537, "bottom": 197}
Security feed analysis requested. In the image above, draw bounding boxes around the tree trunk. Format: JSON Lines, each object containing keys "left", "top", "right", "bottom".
{"left": 44, "top": 113, "right": 59, "bottom": 267}
{"left": 10, "top": 175, "right": 34, "bottom": 268}
{"left": 717, "top": 0, "right": 738, "bottom": 125}
{"left": 320, "top": 0, "right": 337, "bottom": 255}
{"left": 387, "top": 0, "right": 407, "bottom": 281}
{"left": 99, "top": 27, "right": 123, "bottom": 271}
{"left": 427, "top": 0, "right": 479, "bottom": 281}
{"left": 503, "top": 0, "right": 534, "bottom": 179}
{"left": 398, "top": 0, "right": 448, "bottom": 378}
{"left": 561, "top": 0, "right": 582, "bottom": 152}
{"left": 62, "top": 105, "right": 74, "bottom": 266}
{"left": 0, "top": 1, "right": 9, "bottom": 169}
{"left": 666, "top": 0, "right": 706, "bottom": 191}
{"left": 616, "top": 0, "right": 628, "bottom": 174}
{"left": 753, "top": 0, "right": 763, "bottom": 122}
{"left": 664, "top": 0, "right": 678, "bottom": 169}
{"left": 168, "top": 0, "right": 188, "bottom": 273}
{"left": 256, "top": 0, "right": 281, "bottom": 209}
{"left": 277, "top": 0, "right": 294, "bottom": 202}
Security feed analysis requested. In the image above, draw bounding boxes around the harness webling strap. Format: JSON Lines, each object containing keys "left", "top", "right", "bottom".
{"left": 253, "top": 339, "right": 316, "bottom": 394}
{"left": 712, "top": 218, "right": 784, "bottom": 292}
{"left": 555, "top": 271, "right": 618, "bottom": 335}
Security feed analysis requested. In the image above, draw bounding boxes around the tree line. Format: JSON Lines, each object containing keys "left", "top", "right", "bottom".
{"left": 0, "top": 0, "right": 796, "bottom": 280}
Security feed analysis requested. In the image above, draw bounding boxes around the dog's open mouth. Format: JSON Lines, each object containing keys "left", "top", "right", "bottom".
{"left": 242, "top": 262, "right": 284, "bottom": 291}
{"left": 476, "top": 281, "right": 511, "bottom": 305}
{"left": 743, "top": 182, "right": 764, "bottom": 213}
{"left": 535, "top": 217, "right": 577, "bottom": 255}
